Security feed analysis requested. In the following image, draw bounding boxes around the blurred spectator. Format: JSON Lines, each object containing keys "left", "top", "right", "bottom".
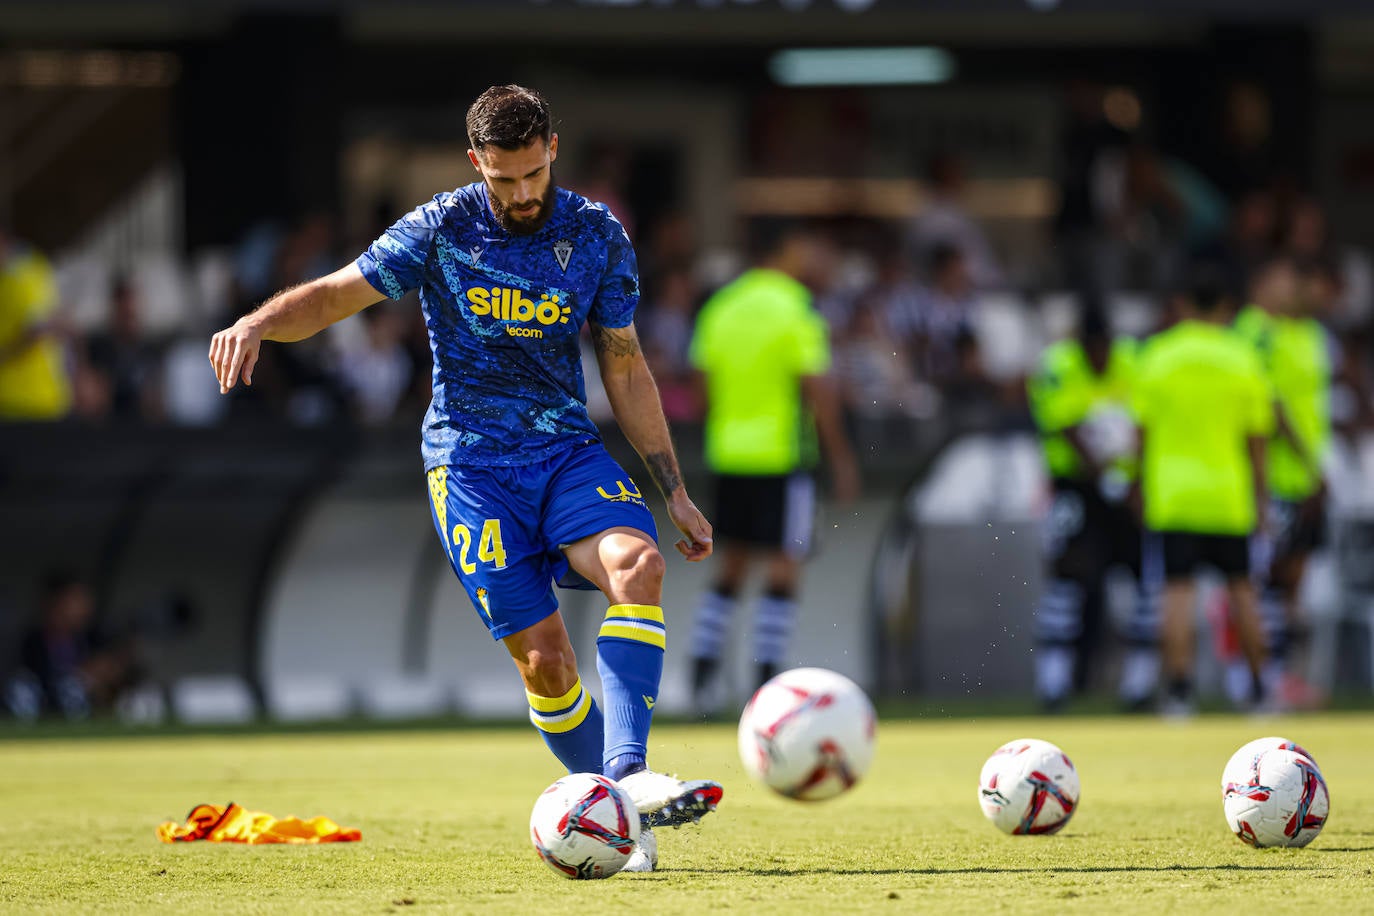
{"left": 0, "top": 227, "right": 71, "bottom": 420}
{"left": 82, "top": 277, "right": 166, "bottom": 423}
{"left": 1332, "top": 323, "right": 1374, "bottom": 436}
{"left": 1281, "top": 197, "right": 1373, "bottom": 331}
{"left": 1215, "top": 81, "right": 1279, "bottom": 201}
{"left": 913, "top": 243, "right": 977, "bottom": 385}
{"left": 906, "top": 153, "right": 1004, "bottom": 291}
{"left": 336, "top": 304, "right": 413, "bottom": 425}
{"left": 686, "top": 221, "right": 859, "bottom": 712}
{"left": 942, "top": 328, "right": 1004, "bottom": 413}
{"left": 639, "top": 266, "right": 702, "bottom": 423}
{"left": 1220, "top": 190, "right": 1280, "bottom": 296}
{"left": 857, "top": 243, "right": 923, "bottom": 350}
{"left": 3, "top": 573, "right": 138, "bottom": 721}
{"left": 638, "top": 211, "right": 697, "bottom": 288}
{"left": 162, "top": 329, "right": 232, "bottom": 427}
{"left": 833, "top": 248, "right": 938, "bottom": 422}
{"left": 1233, "top": 256, "right": 1333, "bottom": 709}
{"left": 277, "top": 213, "right": 338, "bottom": 287}
{"left": 1133, "top": 265, "right": 1271, "bottom": 716}
{"left": 233, "top": 220, "right": 286, "bottom": 305}
{"left": 834, "top": 302, "right": 935, "bottom": 425}
{"left": 1103, "top": 145, "right": 1228, "bottom": 293}
{"left": 1054, "top": 81, "right": 1131, "bottom": 295}
{"left": 1026, "top": 306, "right": 1155, "bottom": 712}
{"left": 264, "top": 217, "right": 349, "bottom": 425}
{"left": 571, "top": 141, "right": 636, "bottom": 242}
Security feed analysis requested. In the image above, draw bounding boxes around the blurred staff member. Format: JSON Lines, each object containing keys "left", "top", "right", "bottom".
{"left": 0, "top": 227, "right": 71, "bottom": 420}
{"left": 1026, "top": 307, "right": 1157, "bottom": 712}
{"left": 4, "top": 573, "right": 136, "bottom": 720}
{"left": 1132, "top": 266, "right": 1272, "bottom": 716}
{"left": 1233, "top": 256, "right": 1332, "bottom": 707}
{"left": 686, "top": 222, "right": 860, "bottom": 712}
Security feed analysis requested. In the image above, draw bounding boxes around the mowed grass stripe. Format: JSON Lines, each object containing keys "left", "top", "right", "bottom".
{"left": 0, "top": 714, "right": 1371, "bottom": 914}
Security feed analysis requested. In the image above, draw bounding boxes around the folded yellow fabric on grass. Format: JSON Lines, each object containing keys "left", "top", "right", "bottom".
{"left": 156, "top": 802, "right": 362, "bottom": 844}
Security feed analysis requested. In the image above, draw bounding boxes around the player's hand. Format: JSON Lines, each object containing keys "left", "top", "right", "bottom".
{"left": 1125, "top": 479, "right": 1143, "bottom": 522}
{"left": 208, "top": 318, "right": 264, "bottom": 394}
{"left": 1301, "top": 478, "right": 1328, "bottom": 525}
{"left": 830, "top": 455, "right": 861, "bottom": 506}
{"left": 667, "top": 491, "right": 713, "bottom": 562}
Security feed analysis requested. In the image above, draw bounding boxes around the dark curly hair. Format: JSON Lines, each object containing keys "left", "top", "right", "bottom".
{"left": 466, "top": 85, "right": 552, "bottom": 152}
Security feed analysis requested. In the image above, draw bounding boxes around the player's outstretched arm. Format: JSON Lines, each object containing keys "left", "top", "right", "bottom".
{"left": 209, "top": 263, "right": 384, "bottom": 394}
{"left": 590, "top": 321, "right": 713, "bottom": 562}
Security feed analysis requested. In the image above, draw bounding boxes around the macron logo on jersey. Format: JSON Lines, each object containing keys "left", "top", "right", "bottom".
{"left": 464, "top": 285, "right": 572, "bottom": 339}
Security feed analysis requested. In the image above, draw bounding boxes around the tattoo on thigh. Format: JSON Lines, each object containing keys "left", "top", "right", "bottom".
{"left": 646, "top": 452, "right": 682, "bottom": 496}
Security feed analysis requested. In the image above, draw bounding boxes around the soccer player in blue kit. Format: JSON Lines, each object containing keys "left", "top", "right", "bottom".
{"left": 209, "top": 85, "right": 721, "bottom": 872}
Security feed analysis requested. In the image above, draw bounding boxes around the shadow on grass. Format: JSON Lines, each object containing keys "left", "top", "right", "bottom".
{"left": 663, "top": 864, "right": 1317, "bottom": 877}
{"left": 1313, "top": 846, "right": 1374, "bottom": 853}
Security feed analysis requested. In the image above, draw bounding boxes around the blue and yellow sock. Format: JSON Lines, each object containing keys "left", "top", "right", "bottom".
{"left": 597, "top": 604, "right": 666, "bottom": 776}
{"left": 527, "top": 677, "right": 604, "bottom": 774}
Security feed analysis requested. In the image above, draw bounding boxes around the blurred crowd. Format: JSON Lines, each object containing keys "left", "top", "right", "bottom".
{"left": 8, "top": 82, "right": 1374, "bottom": 718}
{"left": 3, "top": 143, "right": 1374, "bottom": 446}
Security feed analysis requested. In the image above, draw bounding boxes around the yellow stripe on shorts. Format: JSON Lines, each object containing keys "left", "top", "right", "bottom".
{"left": 427, "top": 467, "right": 449, "bottom": 548}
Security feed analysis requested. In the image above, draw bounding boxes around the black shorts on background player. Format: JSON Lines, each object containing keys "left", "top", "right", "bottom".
{"left": 1045, "top": 477, "right": 1141, "bottom": 582}
{"left": 1268, "top": 497, "right": 1326, "bottom": 563}
{"left": 711, "top": 472, "right": 815, "bottom": 555}
{"left": 1158, "top": 532, "right": 1250, "bottom": 580}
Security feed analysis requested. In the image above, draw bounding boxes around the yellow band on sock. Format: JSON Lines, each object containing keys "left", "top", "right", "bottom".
{"left": 526, "top": 678, "right": 583, "bottom": 713}
{"left": 604, "top": 603, "right": 664, "bottom": 625}
{"left": 529, "top": 691, "right": 592, "bottom": 734}
{"left": 598, "top": 622, "right": 667, "bottom": 649}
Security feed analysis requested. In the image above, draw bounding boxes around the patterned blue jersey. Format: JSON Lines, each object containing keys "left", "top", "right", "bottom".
{"left": 356, "top": 183, "right": 639, "bottom": 469}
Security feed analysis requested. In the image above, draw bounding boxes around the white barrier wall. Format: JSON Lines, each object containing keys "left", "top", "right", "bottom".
{"left": 259, "top": 489, "right": 896, "bottom": 719}
{"left": 256, "top": 431, "right": 1374, "bottom": 719}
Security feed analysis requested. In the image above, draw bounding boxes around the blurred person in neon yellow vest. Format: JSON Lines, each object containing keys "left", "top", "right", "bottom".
{"left": 1026, "top": 304, "right": 1157, "bottom": 713}
{"left": 1233, "top": 255, "right": 1333, "bottom": 709}
{"left": 0, "top": 227, "right": 71, "bottom": 420}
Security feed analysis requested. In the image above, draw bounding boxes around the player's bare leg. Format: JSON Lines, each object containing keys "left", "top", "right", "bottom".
{"left": 1226, "top": 579, "right": 1271, "bottom": 708}
{"left": 756, "top": 550, "right": 802, "bottom": 687}
{"left": 1159, "top": 581, "right": 1197, "bottom": 715}
{"left": 565, "top": 526, "right": 667, "bottom": 605}
{"left": 504, "top": 613, "right": 605, "bottom": 776}
{"left": 1270, "top": 552, "right": 1324, "bottom": 708}
{"left": 689, "top": 541, "right": 752, "bottom": 713}
{"left": 504, "top": 613, "right": 580, "bottom": 698}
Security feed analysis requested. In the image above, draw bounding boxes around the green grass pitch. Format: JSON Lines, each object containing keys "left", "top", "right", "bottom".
{"left": 1, "top": 713, "right": 1372, "bottom": 914}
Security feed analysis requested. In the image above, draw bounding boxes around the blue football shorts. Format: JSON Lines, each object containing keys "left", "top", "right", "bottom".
{"left": 425, "top": 442, "right": 658, "bottom": 641}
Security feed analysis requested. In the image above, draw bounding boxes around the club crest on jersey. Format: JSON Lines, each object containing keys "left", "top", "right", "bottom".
{"left": 553, "top": 238, "right": 573, "bottom": 272}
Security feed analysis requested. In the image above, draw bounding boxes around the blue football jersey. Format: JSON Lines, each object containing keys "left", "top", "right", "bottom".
{"left": 356, "top": 183, "right": 639, "bottom": 469}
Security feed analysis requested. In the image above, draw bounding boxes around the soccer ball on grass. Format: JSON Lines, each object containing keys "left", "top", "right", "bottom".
{"left": 1221, "top": 739, "right": 1328, "bottom": 848}
{"left": 737, "top": 667, "right": 877, "bottom": 801}
{"left": 529, "top": 773, "right": 639, "bottom": 879}
{"left": 977, "top": 738, "right": 1079, "bottom": 835}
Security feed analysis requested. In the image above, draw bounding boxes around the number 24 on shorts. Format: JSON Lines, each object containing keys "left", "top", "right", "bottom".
{"left": 451, "top": 518, "right": 508, "bottom": 573}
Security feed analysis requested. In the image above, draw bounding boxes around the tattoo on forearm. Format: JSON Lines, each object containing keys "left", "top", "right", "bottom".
{"left": 591, "top": 323, "right": 640, "bottom": 358}
{"left": 645, "top": 452, "right": 682, "bottom": 496}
